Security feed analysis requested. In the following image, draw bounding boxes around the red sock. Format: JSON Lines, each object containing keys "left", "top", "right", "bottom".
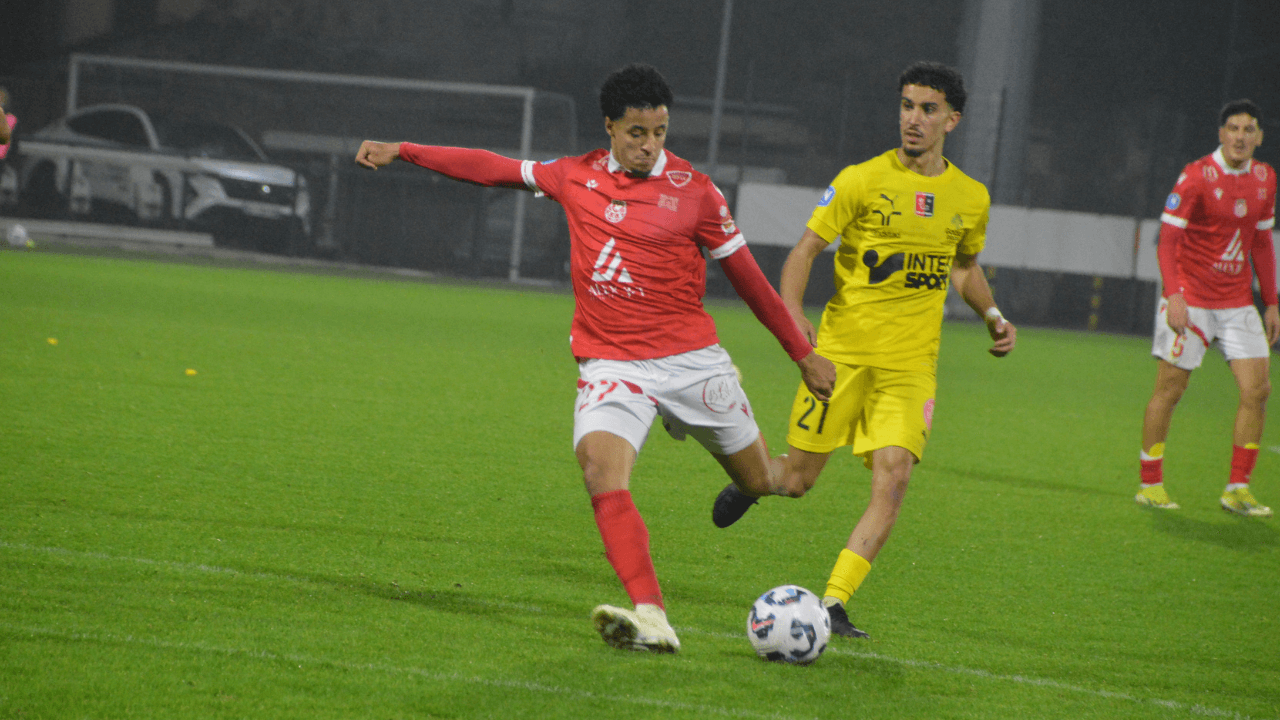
{"left": 1140, "top": 457, "right": 1163, "bottom": 486}
{"left": 1230, "top": 444, "right": 1259, "bottom": 485}
{"left": 591, "top": 489, "right": 663, "bottom": 609}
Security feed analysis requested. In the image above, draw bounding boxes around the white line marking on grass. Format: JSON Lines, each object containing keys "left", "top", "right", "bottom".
{"left": 679, "top": 628, "right": 1272, "bottom": 720}
{"left": 0, "top": 624, "right": 810, "bottom": 720}
{"left": 5, "top": 542, "right": 1271, "bottom": 720}
{"left": 0, "top": 541, "right": 542, "bottom": 614}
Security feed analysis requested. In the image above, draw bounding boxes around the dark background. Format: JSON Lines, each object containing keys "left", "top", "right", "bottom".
{"left": 2, "top": 0, "right": 1278, "bottom": 333}
{"left": 4, "top": 0, "right": 1278, "bottom": 217}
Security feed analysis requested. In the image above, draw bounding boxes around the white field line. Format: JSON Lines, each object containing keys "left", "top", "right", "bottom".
{"left": 3, "top": 541, "right": 1273, "bottom": 720}
{"left": 0, "top": 624, "right": 808, "bottom": 720}
{"left": 683, "top": 626, "right": 1271, "bottom": 720}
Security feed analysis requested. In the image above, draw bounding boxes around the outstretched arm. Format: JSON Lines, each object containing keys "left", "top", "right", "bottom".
{"left": 720, "top": 245, "right": 836, "bottom": 400}
{"left": 355, "top": 141, "right": 530, "bottom": 190}
{"left": 951, "top": 252, "right": 1016, "bottom": 357}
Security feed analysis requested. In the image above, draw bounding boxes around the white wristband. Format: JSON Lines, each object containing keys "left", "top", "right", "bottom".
{"left": 984, "top": 307, "right": 1004, "bottom": 322}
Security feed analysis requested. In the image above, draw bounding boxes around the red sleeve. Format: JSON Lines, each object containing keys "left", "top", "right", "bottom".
{"left": 397, "top": 143, "right": 530, "bottom": 190}
{"left": 719, "top": 246, "right": 813, "bottom": 362}
{"left": 1156, "top": 222, "right": 1185, "bottom": 297}
{"left": 1251, "top": 228, "right": 1278, "bottom": 306}
{"left": 692, "top": 180, "right": 742, "bottom": 255}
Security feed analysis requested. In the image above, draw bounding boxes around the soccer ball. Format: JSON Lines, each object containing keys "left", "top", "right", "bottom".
{"left": 6, "top": 223, "right": 29, "bottom": 248}
{"left": 747, "top": 584, "right": 830, "bottom": 664}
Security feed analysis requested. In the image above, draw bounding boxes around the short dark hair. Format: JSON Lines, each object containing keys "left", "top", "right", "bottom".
{"left": 1219, "top": 99, "right": 1262, "bottom": 127}
{"left": 899, "top": 61, "right": 967, "bottom": 114}
{"left": 599, "top": 63, "right": 674, "bottom": 120}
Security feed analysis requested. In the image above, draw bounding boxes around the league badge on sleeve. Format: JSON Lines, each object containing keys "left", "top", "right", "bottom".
{"left": 1165, "top": 193, "right": 1181, "bottom": 211}
{"left": 818, "top": 186, "right": 835, "bottom": 207}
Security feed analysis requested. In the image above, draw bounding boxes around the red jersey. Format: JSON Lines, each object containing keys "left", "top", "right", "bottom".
{"left": 1159, "top": 148, "right": 1278, "bottom": 308}
{"left": 524, "top": 148, "right": 744, "bottom": 360}
{"left": 396, "top": 143, "right": 811, "bottom": 363}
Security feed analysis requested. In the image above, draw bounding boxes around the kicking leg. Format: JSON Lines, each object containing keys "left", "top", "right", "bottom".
{"left": 578, "top": 431, "right": 680, "bottom": 652}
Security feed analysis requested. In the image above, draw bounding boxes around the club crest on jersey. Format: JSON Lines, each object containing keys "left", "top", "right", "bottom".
{"left": 1165, "top": 193, "right": 1181, "bottom": 210}
{"left": 605, "top": 199, "right": 627, "bottom": 223}
{"left": 1235, "top": 199, "right": 1248, "bottom": 217}
{"left": 666, "top": 170, "right": 692, "bottom": 188}
{"left": 1203, "top": 165, "right": 1219, "bottom": 182}
{"left": 915, "top": 191, "right": 935, "bottom": 217}
{"left": 818, "top": 186, "right": 836, "bottom": 207}
{"left": 1253, "top": 164, "right": 1268, "bottom": 181}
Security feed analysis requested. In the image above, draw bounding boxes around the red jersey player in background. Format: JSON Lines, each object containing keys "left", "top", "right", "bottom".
{"left": 355, "top": 64, "right": 836, "bottom": 653}
{"left": 0, "top": 87, "right": 12, "bottom": 145}
{"left": 1138, "top": 99, "right": 1278, "bottom": 517}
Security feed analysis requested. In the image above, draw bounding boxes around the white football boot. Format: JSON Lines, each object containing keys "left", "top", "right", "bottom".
{"left": 591, "top": 603, "right": 680, "bottom": 653}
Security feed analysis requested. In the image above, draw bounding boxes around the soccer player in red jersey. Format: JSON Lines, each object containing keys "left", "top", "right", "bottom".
{"left": 355, "top": 64, "right": 836, "bottom": 652}
{"left": 1138, "top": 99, "right": 1278, "bottom": 517}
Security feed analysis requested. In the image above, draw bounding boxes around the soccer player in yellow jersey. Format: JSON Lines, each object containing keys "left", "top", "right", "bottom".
{"left": 713, "top": 61, "right": 1016, "bottom": 638}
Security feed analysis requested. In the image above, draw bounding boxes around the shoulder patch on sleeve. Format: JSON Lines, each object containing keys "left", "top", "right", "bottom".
{"left": 1165, "top": 192, "right": 1181, "bottom": 211}
{"left": 817, "top": 185, "right": 836, "bottom": 207}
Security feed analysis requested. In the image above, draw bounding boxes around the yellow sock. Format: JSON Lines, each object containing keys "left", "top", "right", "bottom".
{"left": 823, "top": 549, "right": 871, "bottom": 605}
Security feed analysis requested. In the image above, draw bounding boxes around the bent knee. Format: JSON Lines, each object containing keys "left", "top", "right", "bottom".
{"left": 778, "top": 469, "right": 818, "bottom": 498}
{"left": 1243, "top": 381, "right": 1272, "bottom": 406}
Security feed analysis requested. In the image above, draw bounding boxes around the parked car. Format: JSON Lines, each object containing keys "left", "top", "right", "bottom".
{"left": 18, "top": 103, "right": 310, "bottom": 250}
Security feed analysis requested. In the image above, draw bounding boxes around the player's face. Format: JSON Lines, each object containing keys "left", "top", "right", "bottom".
{"left": 899, "top": 84, "right": 960, "bottom": 158}
{"left": 1219, "top": 112, "right": 1263, "bottom": 168}
{"left": 606, "top": 105, "right": 669, "bottom": 175}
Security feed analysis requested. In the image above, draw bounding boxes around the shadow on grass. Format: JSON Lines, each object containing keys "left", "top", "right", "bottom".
{"left": 932, "top": 465, "right": 1127, "bottom": 500}
{"left": 1146, "top": 511, "right": 1279, "bottom": 551}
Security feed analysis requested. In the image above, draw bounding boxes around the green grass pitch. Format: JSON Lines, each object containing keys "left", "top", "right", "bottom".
{"left": 1, "top": 249, "right": 1277, "bottom": 719}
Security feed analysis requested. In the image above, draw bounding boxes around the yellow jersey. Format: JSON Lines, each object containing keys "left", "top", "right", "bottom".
{"left": 807, "top": 149, "right": 990, "bottom": 372}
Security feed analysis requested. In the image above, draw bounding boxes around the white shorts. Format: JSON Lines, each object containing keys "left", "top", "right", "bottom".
{"left": 572, "top": 344, "right": 760, "bottom": 456}
{"left": 1152, "top": 299, "right": 1270, "bottom": 369}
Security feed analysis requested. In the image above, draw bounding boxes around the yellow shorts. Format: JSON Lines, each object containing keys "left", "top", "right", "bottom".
{"left": 785, "top": 362, "right": 937, "bottom": 468}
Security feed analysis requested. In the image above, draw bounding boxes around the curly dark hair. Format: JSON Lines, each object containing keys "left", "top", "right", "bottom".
{"left": 1219, "top": 99, "right": 1262, "bottom": 127}
{"left": 599, "top": 63, "right": 674, "bottom": 121}
{"left": 898, "top": 61, "right": 967, "bottom": 114}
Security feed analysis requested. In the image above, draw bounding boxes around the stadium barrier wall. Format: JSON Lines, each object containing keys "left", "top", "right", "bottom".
{"left": 730, "top": 182, "right": 1279, "bottom": 335}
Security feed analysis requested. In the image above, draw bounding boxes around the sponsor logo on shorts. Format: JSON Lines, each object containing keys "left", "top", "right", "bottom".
{"left": 923, "top": 398, "right": 935, "bottom": 430}
{"left": 701, "top": 375, "right": 740, "bottom": 414}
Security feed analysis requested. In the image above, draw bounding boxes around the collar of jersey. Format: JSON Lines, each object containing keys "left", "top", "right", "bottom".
{"left": 607, "top": 149, "right": 668, "bottom": 177}
{"left": 1212, "top": 146, "right": 1252, "bottom": 176}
